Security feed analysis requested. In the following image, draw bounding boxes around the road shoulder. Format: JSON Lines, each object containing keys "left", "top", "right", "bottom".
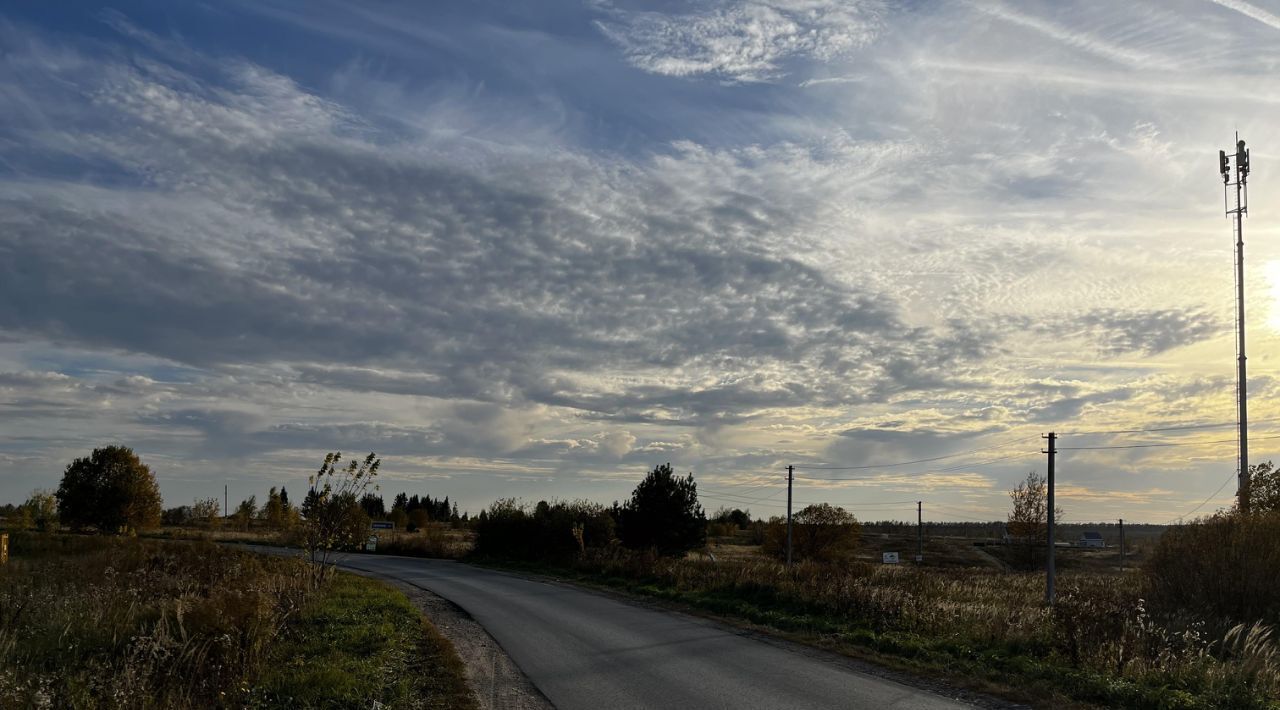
{"left": 374, "top": 574, "right": 556, "bottom": 710}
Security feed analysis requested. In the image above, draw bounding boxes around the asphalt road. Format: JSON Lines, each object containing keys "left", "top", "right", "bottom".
{"left": 291, "top": 551, "right": 980, "bottom": 710}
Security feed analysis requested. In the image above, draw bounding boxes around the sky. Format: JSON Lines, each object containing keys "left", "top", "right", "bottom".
{"left": 4, "top": 0, "right": 1280, "bottom": 524}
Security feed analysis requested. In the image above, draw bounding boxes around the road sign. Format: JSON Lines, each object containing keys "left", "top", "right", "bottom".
{"left": 882, "top": 552, "right": 899, "bottom": 564}
{"left": 365, "top": 534, "right": 378, "bottom": 552}
{"left": 371, "top": 521, "right": 394, "bottom": 530}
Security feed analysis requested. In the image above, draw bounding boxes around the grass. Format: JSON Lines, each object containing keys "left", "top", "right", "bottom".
{"left": 250, "top": 572, "right": 476, "bottom": 709}
{"left": 0, "top": 532, "right": 475, "bottom": 709}
{"left": 478, "top": 549, "right": 1280, "bottom": 710}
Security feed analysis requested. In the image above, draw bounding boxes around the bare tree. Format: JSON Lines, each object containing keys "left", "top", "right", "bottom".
{"left": 1008, "top": 471, "right": 1063, "bottom": 542}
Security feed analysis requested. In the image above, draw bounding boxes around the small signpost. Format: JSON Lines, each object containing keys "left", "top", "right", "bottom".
{"left": 365, "top": 534, "right": 378, "bottom": 552}
{"left": 882, "top": 551, "right": 899, "bottom": 564}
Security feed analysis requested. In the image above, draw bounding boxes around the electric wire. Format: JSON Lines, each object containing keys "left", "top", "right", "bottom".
{"left": 790, "top": 434, "right": 1035, "bottom": 471}
{"left": 1057, "top": 432, "right": 1280, "bottom": 451}
{"left": 794, "top": 450, "right": 1039, "bottom": 481}
{"left": 1162, "top": 469, "right": 1237, "bottom": 526}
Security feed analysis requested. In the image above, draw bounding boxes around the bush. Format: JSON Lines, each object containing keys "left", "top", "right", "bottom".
{"left": 762, "top": 503, "right": 860, "bottom": 562}
{"left": 615, "top": 463, "right": 706, "bottom": 556}
{"left": 1145, "top": 510, "right": 1280, "bottom": 627}
{"left": 55, "top": 445, "right": 162, "bottom": 533}
{"left": 473, "top": 498, "right": 614, "bottom": 560}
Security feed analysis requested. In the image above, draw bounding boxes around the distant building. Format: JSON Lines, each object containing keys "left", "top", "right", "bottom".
{"left": 1078, "top": 531, "right": 1105, "bottom": 548}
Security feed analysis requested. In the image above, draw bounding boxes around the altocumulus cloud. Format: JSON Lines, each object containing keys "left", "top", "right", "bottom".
{"left": 0, "top": 1, "right": 1271, "bottom": 522}
{"left": 0, "top": 19, "right": 992, "bottom": 432}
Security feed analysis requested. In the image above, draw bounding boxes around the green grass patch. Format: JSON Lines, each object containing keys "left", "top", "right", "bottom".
{"left": 250, "top": 573, "right": 475, "bottom": 710}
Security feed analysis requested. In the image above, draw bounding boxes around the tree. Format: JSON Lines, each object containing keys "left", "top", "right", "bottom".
{"left": 20, "top": 490, "right": 59, "bottom": 531}
{"left": 162, "top": 505, "right": 193, "bottom": 526}
{"left": 302, "top": 452, "right": 380, "bottom": 580}
{"left": 711, "top": 506, "right": 752, "bottom": 529}
{"left": 1246, "top": 461, "right": 1280, "bottom": 514}
{"left": 261, "top": 487, "right": 284, "bottom": 527}
{"left": 764, "top": 503, "right": 860, "bottom": 562}
{"left": 359, "top": 493, "right": 385, "bottom": 519}
{"left": 1007, "top": 471, "right": 1063, "bottom": 542}
{"left": 191, "top": 497, "right": 221, "bottom": 527}
{"left": 616, "top": 463, "right": 706, "bottom": 556}
{"left": 233, "top": 496, "right": 257, "bottom": 531}
{"left": 55, "top": 446, "right": 162, "bottom": 533}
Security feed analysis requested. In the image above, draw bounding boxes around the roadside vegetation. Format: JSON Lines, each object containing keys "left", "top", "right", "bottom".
{"left": 0, "top": 533, "right": 472, "bottom": 709}
{"left": 11, "top": 445, "right": 1280, "bottom": 708}
{"left": 465, "top": 462, "right": 1280, "bottom": 710}
{"left": 0, "top": 447, "right": 476, "bottom": 709}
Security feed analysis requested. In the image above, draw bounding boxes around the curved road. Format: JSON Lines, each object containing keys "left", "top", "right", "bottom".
{"left": 302, "top": 552, "right": 979, "bottom": 710}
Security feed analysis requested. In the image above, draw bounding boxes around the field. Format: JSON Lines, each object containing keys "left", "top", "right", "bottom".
{"left": 0, "top": 532, "right": 474, "bottom": 709}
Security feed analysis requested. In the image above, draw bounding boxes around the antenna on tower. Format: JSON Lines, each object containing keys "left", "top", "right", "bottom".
{"left": 1220, "top": 135, "right": 1251, "bottom": 513}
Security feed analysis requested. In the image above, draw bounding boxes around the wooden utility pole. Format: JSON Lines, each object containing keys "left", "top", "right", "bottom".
{"left": 1044, "top": 432, "right": 1057, "bottom": 605}
{"left": 785, "top": 465, "right": 794, "bottom": 568}
{"left": 917, "top": 501, "right": 923, "bottom": 563}
{"left": 1119, "top": 518, "right": 1126, "bottom": 573}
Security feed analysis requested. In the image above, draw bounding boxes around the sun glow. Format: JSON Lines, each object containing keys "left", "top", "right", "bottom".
{"left": 1267, "top": 260, "right": 1280, "bottom": 332}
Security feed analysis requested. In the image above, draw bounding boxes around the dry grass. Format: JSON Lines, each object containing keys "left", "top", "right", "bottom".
{"left": 0, "top": 532, "right": 312, "bottom": 708}
{"left": 514, "top": 547, "right": 1280, "bottom": 709}
{"left": 0, "top": 532, "right": 477, "bottom": 709}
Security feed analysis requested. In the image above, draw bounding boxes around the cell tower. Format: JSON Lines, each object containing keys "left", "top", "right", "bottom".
{"left": 1220, "top": 136, "right": 1251, "bottom": 512}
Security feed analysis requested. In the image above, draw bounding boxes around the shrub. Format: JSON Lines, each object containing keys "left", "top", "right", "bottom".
{"left": 1145, "top": 510, "right": 1280, "bottom": 627}
{"left": 301, "top": 452, "right": 380, "bottom": 577}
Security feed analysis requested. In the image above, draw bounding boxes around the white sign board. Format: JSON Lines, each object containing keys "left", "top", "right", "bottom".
{"left": 882, "top": 551, "right": 899, "bottom": 564}
{"left": 365, "top": 534, "right": 378, "bottom": 552}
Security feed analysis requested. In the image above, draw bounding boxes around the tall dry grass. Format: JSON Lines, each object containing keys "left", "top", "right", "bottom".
{"left": 0, "top": 533, "right": 312, "bottom": 708}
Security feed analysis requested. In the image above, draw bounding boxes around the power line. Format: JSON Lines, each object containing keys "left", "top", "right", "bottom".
{"left": 1057, "top": 421, "right": 1236, "bottom": 436}
{"left": 790, "top": 435, "right": 1034, "bottom": 471}
{"left": 1058, "top": 432, "right": 1280, "bottom": 451}
{"left": 1162, "top": 469, "right": 1237, "bottom": 525}
{"left": 795, "top": 450, "right": 1039, "bottom": 481}
{"left": 1057, "top": 417, "right": 1280, "bottom": 437}
{"left": 700, "top": 488, "right": 918, "bottom": 510}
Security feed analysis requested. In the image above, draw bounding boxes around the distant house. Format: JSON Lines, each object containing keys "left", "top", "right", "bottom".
{"left": 1078, "top": 531, "right": 1105, "bottom": 548}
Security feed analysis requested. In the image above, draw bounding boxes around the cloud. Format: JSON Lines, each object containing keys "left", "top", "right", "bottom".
{"left": 1, "top": 1, "right": 1275, "bottom": 522}
{"left": 1205, "top": 0, "right": 1280, "bottom": 31}
{"left": 1066, "top": 309, "right": 1224, "bottom": 356}
{"left": 592, "top": 0, "right": 882, "bottom": 82}
{"left": 0, "top": 35, "right": 1004, "bottom": 433}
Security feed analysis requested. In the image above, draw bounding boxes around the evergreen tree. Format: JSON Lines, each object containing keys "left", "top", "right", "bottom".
{"left": 616, "top": 463, "right": 706, "bottom": 556}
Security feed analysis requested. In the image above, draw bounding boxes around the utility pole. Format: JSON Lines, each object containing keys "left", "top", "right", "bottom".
{"left": 1119, "top": 518, "right": 1126, "bottom": 573}
{"left": 1221, "top": 137, "right": 1251, "bottom": 513}
{"left": 785, "top": 465, "right": 794, "bottom": 568}
{"left": 1043, "top": 432, "right": 1057, "bottom": 605}
{"left": 917, "top": 501, "right": 923, "bottom": 563}
{"left": 224, "top": 484, "right": 229, "bottom": 520}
